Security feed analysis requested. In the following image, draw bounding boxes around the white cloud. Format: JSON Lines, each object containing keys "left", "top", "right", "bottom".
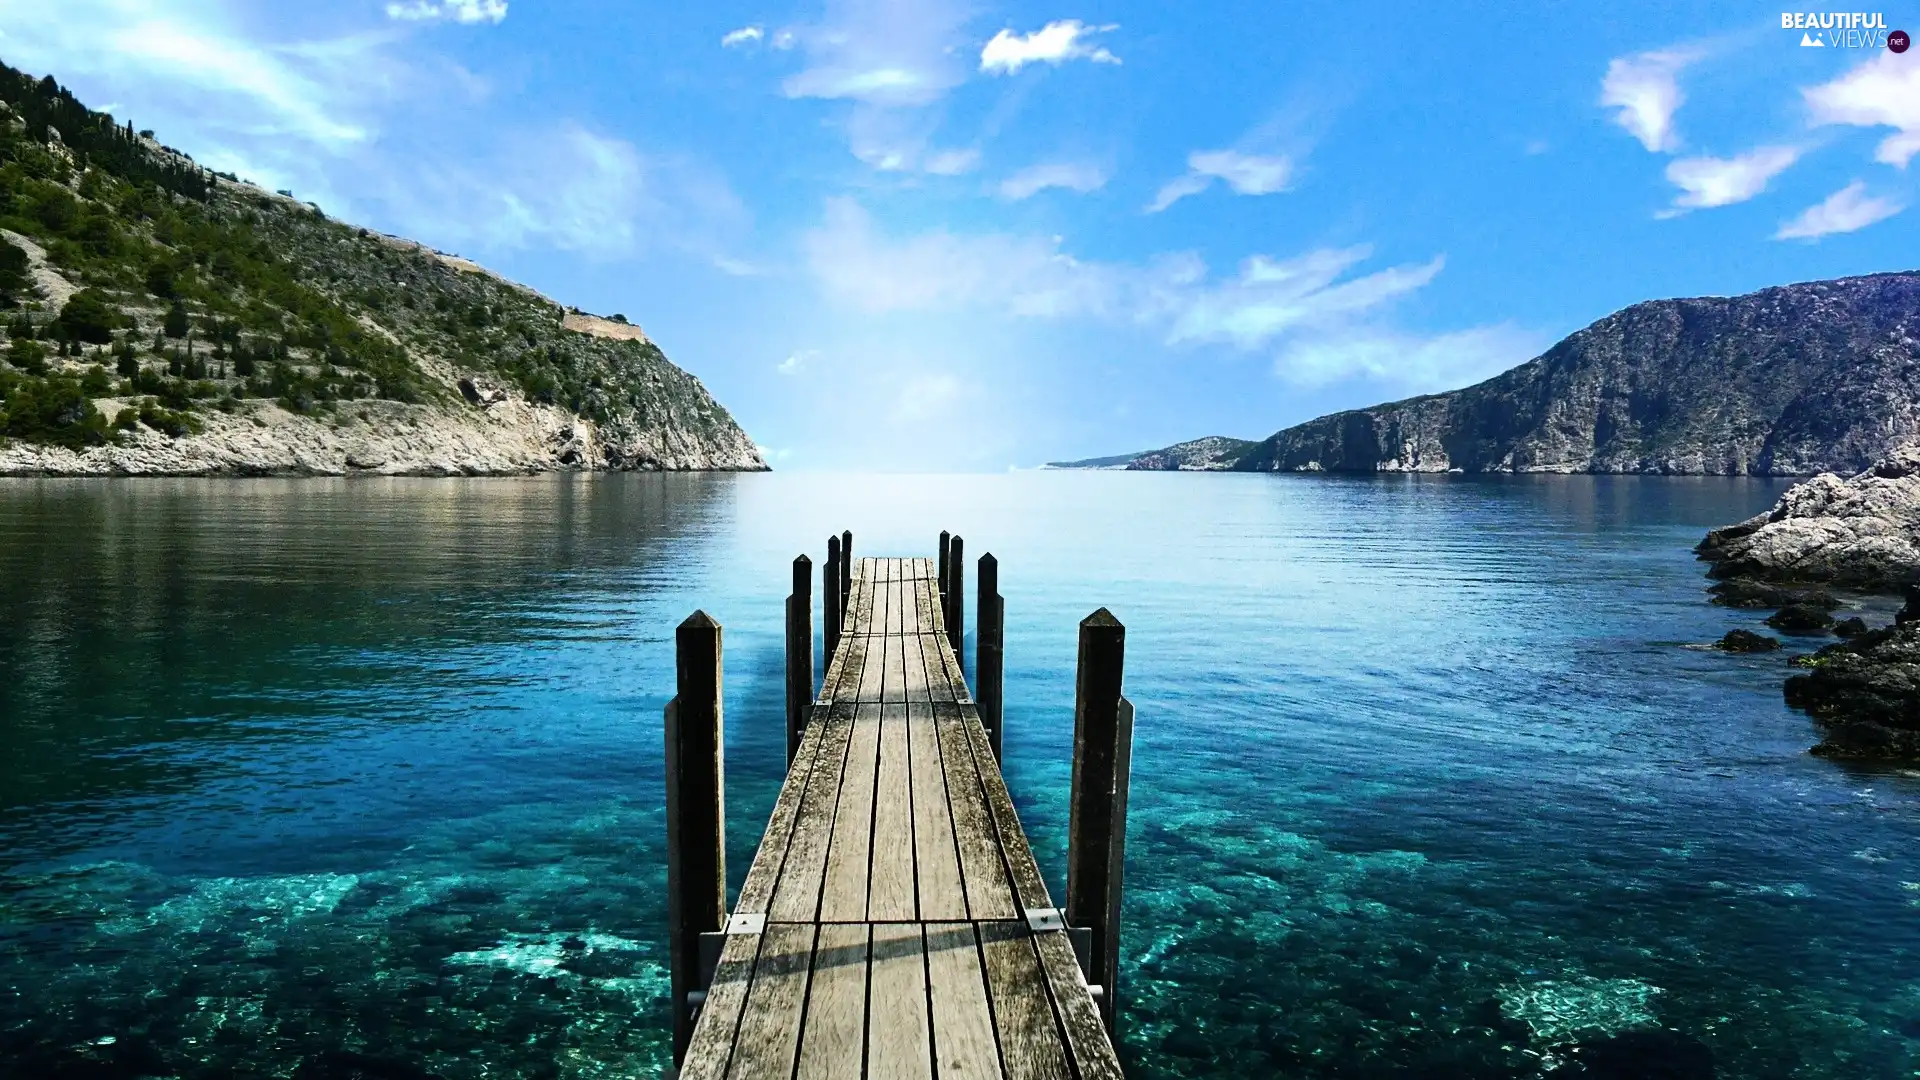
{"left": 1600, "top": 47, "right": 1699, "bottom": 153}
{"left": 979, "top": 20, "right": 1120, "bottom": 75}
{"left": 777, "top": 350, "right": 818, "bottom": 375}
{"left": 803, "top": 201, "right": 1453, "bottom": 362}
{"left": 924, "top": 148, "right": 981, "bottom": 175}
{"left": 1659, "top": 145, "right": 1801, "bottom": 215}
{"left": 1147, "top": 149, "right": 1293, "bottom": 212}
{"left": 1154, "top": 245, "right": 1444, "bottom": 349}
{"left": 1774, "top": 180, "right": 1905, "bottom": 240}
{"left": 385, "top": 0, "right": 508, "bottom": 25}
{"left": 0, "top": 0, "right": 382, "bottom": 148}
{"left": 998, "top": 161, "right": 1107, "bottom": 200}
{"left": 803, "top": 198, "right": 1119, "bottom": 317}
{"left": 1272, "top": 326, "right": 1544, "bottom": 393}
{"left": 721, "top": 25, "right": 764, "bottom": 48}
{"left": 1803, "top": 50, "right": 1920, "bottom": 167}
{"left": 782, "top": 0, "right": 968, "bottom": 106}
{"left": 388, "top": 126, "right": 749, "bottom": 262}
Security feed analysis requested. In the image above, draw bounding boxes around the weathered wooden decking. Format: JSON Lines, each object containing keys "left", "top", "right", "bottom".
{"left": 681, "top": 557, "right": 1124, "bottom": 1079}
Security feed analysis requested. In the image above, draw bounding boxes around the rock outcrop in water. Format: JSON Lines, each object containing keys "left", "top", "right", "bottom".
{"left": 1058, "top": 271, "right": 1920, "bottom": 475}
{"left": 1696, "top": 446, "right": 1920, "bottom": 588}
{"left": 1699, "top": 447, "right": 1920, "bottom": 758}
{"left": 1786, "top": 620, "right": 1920, "bottom": 759}
{"left": 0, "top": 63, "right": 765, "bottom": 475}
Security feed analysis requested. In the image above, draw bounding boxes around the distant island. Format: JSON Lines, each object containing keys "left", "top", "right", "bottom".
{"left": 0, "top": 63, "right": 764, "bottom": 476}
{"left": 1051, "top": 271, "right": 1920, "bottom": 477}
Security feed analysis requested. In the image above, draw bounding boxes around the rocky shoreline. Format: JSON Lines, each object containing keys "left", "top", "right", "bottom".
{"left": 0, "top": 373, "right": 766, "bottom": 477}
{"left": 1697, "top": 447, "right": 1920, "bottom": 759}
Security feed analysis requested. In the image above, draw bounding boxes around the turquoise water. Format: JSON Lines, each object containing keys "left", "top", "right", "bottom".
{"left": 2, "top": 472, "right": 1917, "bottom": 1079}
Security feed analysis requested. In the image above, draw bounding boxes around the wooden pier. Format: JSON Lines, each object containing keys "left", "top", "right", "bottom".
{"left": 663, "top": 536, "right": 1134, "bottom": 1079}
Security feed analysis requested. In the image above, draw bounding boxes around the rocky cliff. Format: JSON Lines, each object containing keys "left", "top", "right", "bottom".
{"left": 1066, "top": 271, "right": 1920, "bottom": 476}
{"left": 1046, "top": 435, "right": 1256, "bottom": 471}
{"left": 0, "top": 63, "right": 764, "bottom": 475}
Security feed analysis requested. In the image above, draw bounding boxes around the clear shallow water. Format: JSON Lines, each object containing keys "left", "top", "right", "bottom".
{"left": 1, "top": 472, "right": 1917, "bottom": 1079}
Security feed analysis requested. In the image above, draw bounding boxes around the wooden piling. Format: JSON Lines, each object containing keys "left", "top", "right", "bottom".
{"left": 786, "top": 555, "right": 813, "bottom": 766}
{"left": 840, "top": 530, "right": 853, "bottom": 611}
{"left": 666, "top": 610, "right": 727, "bottom": 1066}
{"left": 938, "top": 530, "right": 951, "bottom": 613}
{"left": 947, "top": 534, "right": 965, "bottom": 658}
{"left": 824, "top": 537, "right": 842, "bottom": 661}
{"left": 977, "top": 553, "right": 1004, "bottom": 761}
{"left": 1065, "top": 608, "right": 1130, "bottom": 1033}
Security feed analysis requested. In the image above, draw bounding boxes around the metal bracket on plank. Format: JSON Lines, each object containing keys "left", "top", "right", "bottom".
{"left": 690, "top": 913, "right": 769, "bottom": 1013}
{"left": 1025, "top": 907, "right": 1067, "bottom": 933}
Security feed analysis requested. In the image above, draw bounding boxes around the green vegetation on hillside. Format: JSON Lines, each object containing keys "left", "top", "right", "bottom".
{"left": 0, "top": 60, "right": 747, "bottom": 460}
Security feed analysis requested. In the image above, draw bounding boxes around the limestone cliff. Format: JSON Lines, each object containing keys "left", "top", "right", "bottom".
{"left": 0, "top": 62, "right": 764, "bottom": 475}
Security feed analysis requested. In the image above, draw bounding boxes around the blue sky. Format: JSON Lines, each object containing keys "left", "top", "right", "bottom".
{"left": 1, "top": 1, "right": 1916, "bottom": 469}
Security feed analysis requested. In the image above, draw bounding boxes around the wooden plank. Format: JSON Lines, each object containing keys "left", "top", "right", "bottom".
{"left": 1031, "top": 929, "right": 1125, "bottom": 1079}
{"left": 856, "top": 583, "right": 889, "bottom": 700}
{"left": 735, "top": 714, "right": 829, "bottom": 915}
{"left": 725, "top": 922, "right": 817, "bottom": 1080}
{"left": 866, "top": 923, "right": 932, "bottom": 1080}
{"left": 933, "top": 703, "right": 1018, "bottom": 921}
{"left": 924, "top": 922, "right": 1002, "bottom": 1080}
{"left": 819, "top": 703, "right": 882, "bottom": 920}
{"left": 677, "top": 930, "right": 764, "bottom": 1080}
{"left": 979, "top": 921, "right": 1071, "bottom": 1080}
{"left": 951, "top": 700, "right": 1052, "bottom": 914}
{"left": 767, "top": 711, "right": 855, "bottom": 921}
{"left": 796, "top": 922, "right": 869, "bottom": 1080}
{"left": 908, "top": 674, "right": 968, "bottom": 922}
{"left": 902, "top": 557, "right": 922, "bottom": 633}
{"left": 883, "top": 615, "right": 909, "bottom": 704}
{"left": 869, "top": 702, "right": 917, "bottom": 921}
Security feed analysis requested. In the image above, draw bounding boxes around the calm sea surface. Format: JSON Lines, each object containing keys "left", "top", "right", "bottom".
{"left": 1, "top": 472, "right": 1916, "bottom": 1079}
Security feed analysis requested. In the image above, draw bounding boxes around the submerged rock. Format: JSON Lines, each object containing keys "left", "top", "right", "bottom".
{"left": 1707, "top": 578, "right": 1838, "bottom": 610}
{"left": 1766, "top": 604, "right": 1835, "bottom": 632}
{"left": 1715, "top": 629, "right": 1782, "bottom": 652}
{"left": 1559, "top": 1029, "right": 1715, "bottom": 1079}
{"left": 1833, "top": 616, "right": 1869, "bottom": 638}
{"left": 1785, "top": 622, "right": 1920, "bottom": 759}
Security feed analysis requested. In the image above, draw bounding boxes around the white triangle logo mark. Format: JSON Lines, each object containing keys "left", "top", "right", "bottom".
{"left": 1801, "top": 31, "right": 1825, "bottom": 46}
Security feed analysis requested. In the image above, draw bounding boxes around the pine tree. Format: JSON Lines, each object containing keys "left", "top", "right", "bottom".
{"left": 163, "top": 299, "right": 188, "bottom": 338}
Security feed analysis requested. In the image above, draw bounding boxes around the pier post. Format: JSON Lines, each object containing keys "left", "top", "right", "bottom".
{"left": 786, "top": 555, "right": 813, "bottom": 766}
{"left": 666, "top": 611, "right": 727, "bottom": 1066}
{"left": 824, "top": 537, "right": 841, "bottom": 661}
{"left": 1065, "top": 608, "right": 1131, "bottom": 1033}
{"left": 841, "top": 530, "right": 853, "bottom": 613}
{"left": 938, "top": 530, "right": 951, "bottom": 615}
{"left": 977, "top": 553, "right": 1004, "bottom": 761}
{"left": 947, "top": 534, "right": 965, "bottom": 659}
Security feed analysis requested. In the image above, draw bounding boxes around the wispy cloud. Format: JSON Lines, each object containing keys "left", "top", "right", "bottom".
{"left": 385, "top": 0, "right": 507, "bottom": 25}
{"left": 980, "top": 20, "right": 1120, "bottom": 75}
{"left": 720, "top": 25, "right": 764, "bottom": 48}
{"left": 805, "top": 200, "right": 1453, "bottom": 350}
{"left": 1154, "top": 245, "right": 1443, "bottom": 349}
{"left": 1774, "top": 180, "right": 1905, "bottom": 240}
{"left": 1273, "top": 325, "right": 1544, "bottom": 393}
{"left": 1659, "top": 145, "right": 1801, "bottom": 216}
{"left": 1148, "top": 149, "right": 1293, "bottom": 212}
{"left": 1600, "top": 47, "right": 1700, "bottom": 153}
{"left": 998, "top": 161, "right": 1107, "bottom": 200}
{"left": 782, "top": 0, "right": 968, "bottom": 106}
{"left": 1803, "top": 50, "right": 1920, "bottom": 167}
{"left": 777, "top": 349, "right": 818, "bottom": 375}
{"left": 924, "top": 148, "right": 981, "bottom": 175}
